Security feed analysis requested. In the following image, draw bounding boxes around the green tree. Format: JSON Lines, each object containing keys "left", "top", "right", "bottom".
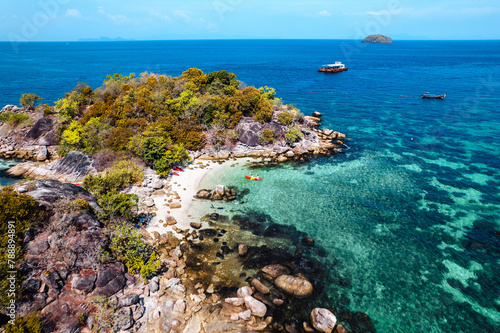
{"left": 182, "top": 68, "right": 207, "bottom": 92}
{"left": 55, "top": 97, "right": 79, "bottom": 120}
{"left": 19, "top": 93, "right": 41, "bottom": 109}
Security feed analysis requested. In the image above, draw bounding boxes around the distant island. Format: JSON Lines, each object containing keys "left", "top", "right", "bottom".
{"left": 362, "top": 34, "right": 393, "bottom": 43}
{"left": 77, "top": 37, "right": 134, "bottom": 42}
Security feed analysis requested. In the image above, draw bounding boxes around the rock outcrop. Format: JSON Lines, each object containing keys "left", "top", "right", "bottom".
{"left": 362, "top": 34, "right": 393, "bottom": 43}
{"left": 5, "top": 151, "right": 96, "bottom": 182}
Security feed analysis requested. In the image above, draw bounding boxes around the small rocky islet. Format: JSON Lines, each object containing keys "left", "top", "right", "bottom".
{"left": 362, "top": 35, "right": 393, "bottom": 43}
{"left": 0, "top": 70, "right": 375, "bottom": 332}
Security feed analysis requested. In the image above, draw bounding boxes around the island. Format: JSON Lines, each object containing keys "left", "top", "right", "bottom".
{"left": 362, "top": 34, "right": 393, "bottom": 43}
{"left": 0, "top": 69, "right": 373, "bottom": 333}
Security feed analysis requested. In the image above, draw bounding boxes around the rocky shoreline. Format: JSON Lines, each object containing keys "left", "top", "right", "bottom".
{"left": 0, "top": 103, "right": 376, "bottom": 333}
{"left": 0, "top": 104, "right": 346, "bottom": 182}
{"left": 5, "top": 179, "right": 373, "bottom": 333}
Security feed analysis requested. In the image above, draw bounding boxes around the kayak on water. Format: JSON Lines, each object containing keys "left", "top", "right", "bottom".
{"left": 245, "top": 175, "right": 262, "bottom": 181}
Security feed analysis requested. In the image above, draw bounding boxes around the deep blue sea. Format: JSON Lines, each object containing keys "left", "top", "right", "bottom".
{"left": 1, "top": 40, "right": 500, "bottom": 332}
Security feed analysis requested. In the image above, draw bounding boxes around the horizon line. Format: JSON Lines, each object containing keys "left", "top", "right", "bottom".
{"left": 1, "top": 38, "right": 500, "bottom": 43}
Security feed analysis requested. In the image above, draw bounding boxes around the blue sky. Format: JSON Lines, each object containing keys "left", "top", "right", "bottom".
{"left": 1, "top": 0, "right": 499, "bottom": 41}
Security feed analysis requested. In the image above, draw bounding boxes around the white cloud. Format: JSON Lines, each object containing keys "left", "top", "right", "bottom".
{"left": 317, "top": 10, "right": 331, "bottom": 17}
{"left": 152, "top": 12, "right": 171, "bottom": 21}
{"left": 174, "top": 10, "right": 191, "bottom": 20}
{"left": 65, "top": 9, "right": 82, "bottom": 18}
{"left": 97, "top": 7, "right": 130, "bottom": 24}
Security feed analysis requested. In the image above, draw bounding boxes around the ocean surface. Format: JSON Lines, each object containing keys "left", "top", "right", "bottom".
{"left": 1, "top": 40, "right": 500, "bottom": 332}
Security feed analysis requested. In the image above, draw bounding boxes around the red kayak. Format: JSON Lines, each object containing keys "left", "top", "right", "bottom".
{"left": 174, "top": 167, "right": 183, "bottom": 172}
{"left": 172, "top": 172, "right": 179, "bottom": 176}
{"left": 245, "top": 175, "right": 262, "bottom": 181}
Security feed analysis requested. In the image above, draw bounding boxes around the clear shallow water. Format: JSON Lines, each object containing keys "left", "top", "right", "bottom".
{"left": 1, "top": 40, "right": 500, "bottom": 332}
{"left": 0, "top": 158, "right": 22, "bottom": 186}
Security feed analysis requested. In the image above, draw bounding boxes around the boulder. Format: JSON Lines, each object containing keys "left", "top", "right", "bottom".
{"left": 244, "top": 296, "right": 267, "bottom": 317}
{"left": 117, "top": 294, "right": 140, "bottom": 308}
{"left": 48, "top": 151, "right": 96, "bottom": 182}
{"left": 215, "top": 184, "right": 225, "bottom": 196}
{"left": 225, "top": 297, "right": 245, "bottom": 306}
{"left": 150, "top": 180, "right": 164, "bottom": 189}
{"left": 36, "top": 146, "right": 48, "bottom": 161}
{"left": 149, "top": 279, "right": 159, "bottom": 293}
{"left": 174, "top": 299, "right": 186, "bottom": 313}
{"left": 237, "top": 286, "right": 253, "bottom": 298}
{"left": 261, "top": 264, "right": 290, "bottom": 281}
{"left": 28, "top": 179, "right": 101, "bottom": 212}
{"left": 277, "top": 155, "right": 288, "bottom": 162}
{"left": 25, "top": 116, "right": 55, "bottom": 140}
{"left": 302, "top": 237, "right": 315, "bottom": 246}
{"left": 27, "top": 240, "right": 49, "bottom": 255}
{"left": 312, "top": 112, "right": 323, "bottom": 118}
{"left": 169, "top": 202, "right": 181, "bottom": 209}
{"left": 274, "top": 275, "right": 313, "bottom": 298}
{"left": 94, "top": 266, "right": 126, "bottom": 297}
{"left": 310, "top": 308, "right": 337, "bottom": 333}
{"left": 335, "top": 324, "right": 350, "bottom": 333}
{"left": 115, "top": 307, "right": 134, "bottom": 331}
{"left": 238, "top": 244, "right": 248, "bottom": 256}
{"left": 235, "top": 117, "right": 263, "bottom": 147}
{"left": 144, "top": 199, "right": 155, "bottom": 207}
{"left": 251, "top": 278, "right": 270, "bottom": 294}
{"left": 72, "top": 273, "right": 96, "bottom": 294}
{"left": 190, "top": 222, "right": 202, "bottom": 229}
{"left": 196, "top": 189, "right": 212, "bottom": 199}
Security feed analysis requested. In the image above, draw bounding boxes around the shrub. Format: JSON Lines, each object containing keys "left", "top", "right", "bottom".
{"left": 97, "top": 192, "right": 138, "bottom": 221}
{"left": 0, "top": 188, "right": 44, "bottom": 308}
{"left": 254, "top": 98, "right": 273, "bottom": 123}
{"left": 20, "top": 93, "right": 41, "bottom": 109}
{"left": 0, "top": 112, "right": 13, "bottom": 122}
{"left": 107, "top": 223, "right": 160, "bottom": 279}
{"left": 3, "top": 312, "right": 43, "bottom": 333}
{"left": 285, "top": 124, "right": 304, "bottom": 143}
{"left": 0, "top": 112, "right": 30, "bottom": 127}
{"left": 68, "top": 199, "right": 92, "bottom": 213}
{"left": 40, "top": 104, "right": 54, "bottom": 116}
{"left": 55, "top": 97, "right": 79, "bottom": 120}
{"left": 83, "top": 160, "right": 144, "bottom": 197}
{"left": 277, "top": 111, "right": 293, "bottom": 126}
{"left": 259, "top": 128, "right": 275, "bottom": 145}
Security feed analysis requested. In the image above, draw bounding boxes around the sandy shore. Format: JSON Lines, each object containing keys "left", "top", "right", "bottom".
{"left": 145, "top": 159, "right": 233, "bottom": 237}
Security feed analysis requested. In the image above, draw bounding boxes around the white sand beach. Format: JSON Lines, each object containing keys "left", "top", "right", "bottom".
{"left": 145, "top": 159, "right": 234, "bottom": 237}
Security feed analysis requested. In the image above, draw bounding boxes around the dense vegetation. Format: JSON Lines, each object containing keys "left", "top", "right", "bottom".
{"left": 0, "top": 188, "right": 45, "bottom": 308}
{"left": 52, "top": 69, "right": 288, "bottom": 176}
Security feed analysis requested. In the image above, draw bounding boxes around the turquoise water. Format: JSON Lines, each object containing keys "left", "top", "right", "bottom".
{"left": 0, "top": 158, "right": 21, "bottom": 186}
{"left": 1, "top": 40, "right": 499, "bottom": 331}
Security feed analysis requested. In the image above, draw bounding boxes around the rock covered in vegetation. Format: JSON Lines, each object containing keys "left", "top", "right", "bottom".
{"left": 362, "top": 34, "right": 393, "bottom": 43}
